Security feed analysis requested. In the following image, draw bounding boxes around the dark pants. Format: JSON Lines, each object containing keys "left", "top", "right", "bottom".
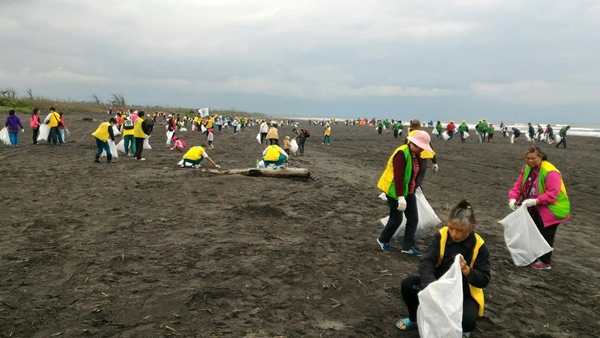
{"left": 94, "top": 138, "right": 112, "bottom": 162}
{"left": 268, "top": 139, "right": 278, "bottom": 145}
{"left": 32, "top": 128, "right": 39, "bottom": 144}
{"left": 378, "top": 193, "right": 418, "bottom": 249}
{"left": 260, "top": 132, "right": 268, "bottom": 144}
{"left": 134, "top": 137, "right": 145, "bottom": 159}
{"left": 49, "top": 126, "right": 63, "bottom": 144}
{"left": 297, "top": 135, "right": 306, "bottom": 154}
{"left": 460, "top": 131, "right": 466, "bottom": 142}
{"left": 401, "top": 276, "right": 479, "bottom": 332}
{"left": 556, "top": 137, "right": 567, "bottom": 148}
{"left": 394, "top": 130, "right": 399, "bottom": 138}
{"left": 530, "top": 208, "right": 560, "bottom": 264}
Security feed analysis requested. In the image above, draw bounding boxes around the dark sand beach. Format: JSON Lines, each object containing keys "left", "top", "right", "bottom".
{"left": 1, "top": 113, "right": 599, "bottom": 337}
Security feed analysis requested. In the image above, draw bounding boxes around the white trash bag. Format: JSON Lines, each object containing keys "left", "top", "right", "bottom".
{"left": 463, "top": 131, "right": 470, "bottom": 139}
{"left": 510, "top": 135, "right": 515, "bottom": 144}
{"left": 180, "top": 127, "right": 187, "bottom": 132}
{"left": 431, "top": 128, "right": 439, "bottom": 136}
{"left": 379, "top": 188, "right": 441, "bottom": 242}
{"left": 112, "top": 125, "right": 121, "bottom": 137}
{"left": 0, "top": 127, "right": 10, "bottom": 145}
{"left": 417, "top": 254, "right": 464, "bottom": 338}
{"left": 256, "top": 132, "right": 261, "bottom": 144}
{"left": 498, "top": 205, "right": 553, "bottom": 267}
{"left": 166, "top": 131, "right": 174, "bottom": 144}
{"left": 290, "top": 138, "right": 299, "bottom": 154}
{"left": 442, "top": 131, "right": 450, "bottom": 141}
{"left": 37, "top": 124, "right": 50, "bottom": 143}
{"left": 554, "top": 134, "right": 561, "bottom": 144}
{"left": 201, "top": 125, "right": 207, "bottom": 133}
{"left": 100, "top": 140, "right": 119, "bottom": 159}
{"left": 143, "top": 135, "right": 152, "bottom": 150}
{"left": 116, "top": 139, "right": 126, "bottom": 154}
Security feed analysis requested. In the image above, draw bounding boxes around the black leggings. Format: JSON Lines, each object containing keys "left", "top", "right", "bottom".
{"left": 32, "top": 128, "right": 39, "bottom": 144}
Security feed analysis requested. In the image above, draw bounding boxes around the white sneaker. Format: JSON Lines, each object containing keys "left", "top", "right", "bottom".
{"left": 137, "top": 158, "right": 146, "bottom": 161}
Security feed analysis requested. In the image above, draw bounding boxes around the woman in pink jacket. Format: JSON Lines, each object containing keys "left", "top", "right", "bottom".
{"left": 508, "top": 146, "right": 571, "bottom": 270}
{"left": 30, "top": 108, "right": 41, "bottom": 144}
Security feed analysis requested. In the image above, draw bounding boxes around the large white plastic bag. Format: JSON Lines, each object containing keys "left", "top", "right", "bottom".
{"left": 442, "top": 131, "right": 450, "bottom": 141}
{"left": 0, "top": 127, "right": 10, "bottom": 145}
{"left": 379, "top": 188, "right": 441, "bottom": 242}
{"left": 431, "top": 128, "right": 439, "bottom": 135}
{"left": 417, "top": 254, "right": 464, "bottom": 338}
{"left": 256, "top": 133, "right": 261, "bottom": 144}
{"left": 116, "top": 139, "right": 125, "bottom": 154}
{"left": 112, "top": 125, "right": 121, "bottom": 137}
{"left": 37, "top": 124, "right": 50, "bottom": 143}
{"left": 554, "top": 134, "right": 561, "bottom": 144}
{"left": 498, "top": 206, "right": 553, "bottom": 266}
{"left": 100, "top": 140, "right": 119, "bottom": 159}
{"left": 463, "top": 131, "right": 470, "bottom": 139}
{"left": 201, "top": 125, "right": 207, "bottom": 133}
{"left": 166, "top": 131, "right": 174, "bottom": 144}
{"left": 290, "top": 139, "right": 299, "bottom": 153}
{"left": 143, "top": 135, "right": 152, "bottom": 150}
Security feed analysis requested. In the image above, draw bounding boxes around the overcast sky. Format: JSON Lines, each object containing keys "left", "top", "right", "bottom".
{"left": 1, "top": 0, "right": 599, "bottom": 124}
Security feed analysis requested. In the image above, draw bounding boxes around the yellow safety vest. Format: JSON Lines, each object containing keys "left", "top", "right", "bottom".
{"left": 377, "top": 145, "right": 412, "bottom": 199}
{"left": 436, "top": 227, "right": 486, "bottom": 317}
{"left": 183, "top": 146, "right": 205, "bottom": 161}
{"left": 264, "top": 145, "right": 281, "bottom": 161}
{"left": 133, "top": 118, "right": 145, "bottom": 138}
{"left": 91, "top": 122, "right": 111, "bottom": 142}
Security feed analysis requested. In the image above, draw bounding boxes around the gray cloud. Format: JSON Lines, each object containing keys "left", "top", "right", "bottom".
{"left": 1, "top": 0, "right": 598, "bottom": 124}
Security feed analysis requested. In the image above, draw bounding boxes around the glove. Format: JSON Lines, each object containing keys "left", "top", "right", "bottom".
{"left": 66, "top": 129, "right": 71, "bottom": 135}
{"left": 522, "top": 198, "right": 537, "bottom": 207}
{"left": 508, "top": 199, "right": 517, "bottom": 210}
{"left": 21, "top": 129, "right": 25, "bottom": 133}
{"left": 215, "top": 165, "right": 221, "bottom": 169}
{"left": 432, "top": 164, "right": 439, "bottom": 173}
{"left": 397, "top": 196, "right": 407, "bottom": 212}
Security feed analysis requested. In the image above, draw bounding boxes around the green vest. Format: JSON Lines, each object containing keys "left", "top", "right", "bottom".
{"left": 522, "top": 161, "right": 570, "bottom": 219}
{"left": 377, "top": 145, "right": 412, "bottom": 200}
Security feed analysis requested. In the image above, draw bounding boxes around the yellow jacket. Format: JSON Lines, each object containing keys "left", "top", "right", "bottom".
{"left": 92, "top": 122, "right": 111, "bottom": 142}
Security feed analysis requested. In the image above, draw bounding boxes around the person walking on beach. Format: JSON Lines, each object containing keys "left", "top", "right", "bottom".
{"left": 458, "top": 120, "right": 469, "bottom": 143}
{"left": 487, "top": 124, "right": 495, "bottom": 142}
{"left": 322, "top": 123, "right": 331, "bottom": 145}
{"left": 133, "top": 111, "right": 149, "bottom": 161}
{"left": 508, "top": 146, "right": 570, "bottom": 269}
{"left": 30, "top": 108, "right": 41, "bottom": 144}
{"left": 446, "top": 120, "right": 456, "bottom": 139}
{"left": 266, "top": 123, "right": 279, "bottom": 145}
{"left": 435, "top": 121, "right": 443, "bottom": 139}
{"left": 5, "top": 110, "right": 24, "bottom": 146}
{"left": 376, "top": 130, "right": 434, "bottom": 255}
{"left": 92, "top": 117, "right": 117, "bottom": 163}
{"left": 393, "top": 121, "right": 403, "bottom": 138}
{"left": 555, "top": 125, "right": 570, "bottom": 148}
{"left": 396, "top": 200, "right": 491, "bottom": 338}
{"left": 259, "top": 120, "right": 269, "bottom": 143}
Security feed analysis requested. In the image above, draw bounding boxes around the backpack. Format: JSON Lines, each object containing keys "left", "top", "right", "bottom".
{"left": 301, "top": 128, "right": 310, "bottom": 137}
{"left": 123, "top": 119, "right": 134, "bottom": 130}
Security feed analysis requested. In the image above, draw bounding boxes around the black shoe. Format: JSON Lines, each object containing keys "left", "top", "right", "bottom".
{"left": 94, "top": 160, "right": 101, "bottom": 163}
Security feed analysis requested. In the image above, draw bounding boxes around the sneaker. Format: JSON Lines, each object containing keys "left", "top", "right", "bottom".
{"left": 376, "top": 238, "right": 392, "bottom": 251}
{"left": 530, "top": 260, "right": 551, "bottom": 270}
{"left": 136, "top": 158, "right": 146, "bottom": 161}
{"left": 94, "top": 160, "right": 101, "bottom": 163}
{"left": 401, "top": 248, "right": 423, "bottom": 256}
{"left": 463, "top": 333, "right": 471, "bottom": 338}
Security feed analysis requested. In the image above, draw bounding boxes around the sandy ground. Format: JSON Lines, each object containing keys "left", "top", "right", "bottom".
{"left": 1, "top": 113, "right": 599, "bottom": 337}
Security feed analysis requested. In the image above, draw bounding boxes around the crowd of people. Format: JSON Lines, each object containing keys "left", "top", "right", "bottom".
{"left": 4, "top": 106, "right": 575, "bottom": 337}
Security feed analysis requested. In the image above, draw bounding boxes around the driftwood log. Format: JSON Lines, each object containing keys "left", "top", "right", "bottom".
{"left": 201, "top": 167, "right": 310, "bottom": 179}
